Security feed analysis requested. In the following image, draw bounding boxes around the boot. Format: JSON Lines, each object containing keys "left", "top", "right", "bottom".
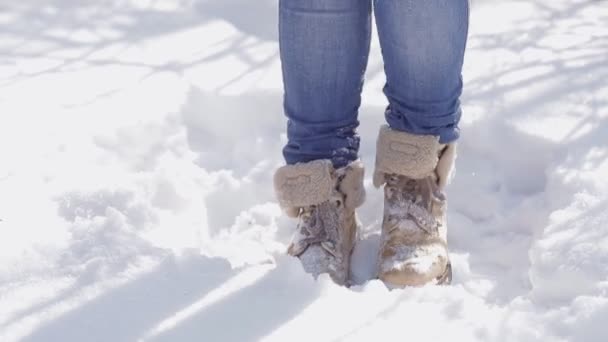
{"left": 373, "top": 125, "right": 456, "bottom": 287}
{"left": 274, "top": 159, "right": 365, "bottom": 286}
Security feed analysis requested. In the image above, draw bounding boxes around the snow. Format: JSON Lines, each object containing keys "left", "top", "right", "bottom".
{"left": 1, "top": 0, "right": 607, "bottom": 341}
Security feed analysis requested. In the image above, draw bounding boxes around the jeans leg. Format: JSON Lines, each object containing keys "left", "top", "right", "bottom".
{"left": 374, "top": 0, "right": 469, "bottom": 143}
{"left": 280, "top": 0, "right": 372, "bottom": 168}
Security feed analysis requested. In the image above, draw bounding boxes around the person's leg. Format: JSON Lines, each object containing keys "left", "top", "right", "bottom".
{"left": 276, "top": 0, "right": 372, "bottom": 285}
{"left": 372, "top": 0, "right": 469, "bottom": 287}
{"left": 279, "top": 0, "right": 372, "bottom": 168}
{"left": 374, "top": 0, "right": 469, "bottom": 142}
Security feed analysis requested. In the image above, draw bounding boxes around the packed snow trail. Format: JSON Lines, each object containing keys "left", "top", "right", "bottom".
{"left": 0, "top": 0, "right": 607, "bottom": 341}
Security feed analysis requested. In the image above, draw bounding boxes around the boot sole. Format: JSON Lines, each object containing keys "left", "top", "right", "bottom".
{"left": 376, "top": 259, "right": 453, "bottom": 287}
{"left": 436, "top": 261, "right": 452, "bottom": 285}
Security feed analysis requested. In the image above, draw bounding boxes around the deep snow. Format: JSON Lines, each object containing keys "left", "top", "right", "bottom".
{"left": 0, "top": 0, "right": 607, "bottom": 341}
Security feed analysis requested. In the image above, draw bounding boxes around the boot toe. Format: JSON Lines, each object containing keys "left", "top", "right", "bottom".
{"left": 298, "top": 245, "right": 348, "bottom": 285}
{"left": 378, "top": 244, "right": 449, "bottom": 287}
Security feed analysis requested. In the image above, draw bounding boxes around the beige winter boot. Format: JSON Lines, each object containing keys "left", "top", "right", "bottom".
{"left": 274, "top": 160, "right": 365, "bottom": 286}
{"left": 373, "top": 125, "right": 457, "bottom": 287}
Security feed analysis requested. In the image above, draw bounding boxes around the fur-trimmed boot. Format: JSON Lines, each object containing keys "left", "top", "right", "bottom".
{"left": 274, "top": 160, "right": 365, "bottom": 286}
{"left": 373, "top": 125, "right": 456, "bottom": 287}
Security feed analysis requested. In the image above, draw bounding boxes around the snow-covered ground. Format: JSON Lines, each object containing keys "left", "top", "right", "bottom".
{"left": 1, "top": 0, "right": 607, "bottom": 341}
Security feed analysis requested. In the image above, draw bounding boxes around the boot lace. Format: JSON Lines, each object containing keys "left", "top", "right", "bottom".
{"left": 385, "top": 174, "right": 445, "bottom": 236}
{"left": 289, "top": 173, "right": 347, "bottom": 258}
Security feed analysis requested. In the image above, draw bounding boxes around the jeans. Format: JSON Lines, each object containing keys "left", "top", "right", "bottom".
{"left": 279, "top": 0, "right": 469, "bottom": 168}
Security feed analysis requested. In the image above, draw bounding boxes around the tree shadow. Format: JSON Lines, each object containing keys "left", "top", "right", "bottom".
{"left": 17, "top": 254, "right": 238, "bottom": 342}
{"left": 144, "top": 258, "right": 321, "bottom": 342}
{"left": 451, "top": 0, "right": 608, "bottom": 303}
{"left": 195, "top": 0, "right": 278, "bottom": 41}
{"left": 0, "top": 0, "right": 279, "bottom": 88}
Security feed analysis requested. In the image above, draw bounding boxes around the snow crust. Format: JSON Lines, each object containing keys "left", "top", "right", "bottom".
{"left": 1, "top": 0, "right": 607, "bottom": 341}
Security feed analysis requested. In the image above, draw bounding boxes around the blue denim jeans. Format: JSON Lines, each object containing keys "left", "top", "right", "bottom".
{"left": 280, "top": 0, "right": 469, "bottom": 168}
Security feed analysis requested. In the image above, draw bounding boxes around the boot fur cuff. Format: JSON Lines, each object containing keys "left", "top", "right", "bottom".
{"left": 274, "top": 159, "right": 365, "bottom": 217}
{"left": 373, "top": 125, "right": 442, "bottom": 187}
{"left": 338, "top": 160, "right": 366, "bottom": 211}
{"left": 436, "top": 143, "right": 457, "bottom": 190}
